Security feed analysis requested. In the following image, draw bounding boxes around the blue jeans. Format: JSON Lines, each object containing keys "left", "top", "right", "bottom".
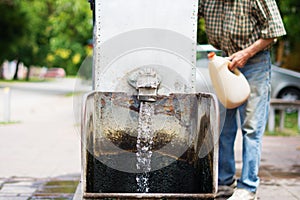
{"left": 218, "top": 51, "right": 271, "bottom": 193}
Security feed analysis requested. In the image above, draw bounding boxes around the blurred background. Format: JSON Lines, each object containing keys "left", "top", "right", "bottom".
{"left": 0, "top": 0, "right": 93, "bottom": 81}
{"left": 0, "top": 0, "right": 299, "bottom": 80}
{"left": 0, "top": 0, "right": 299, "bottom": 199}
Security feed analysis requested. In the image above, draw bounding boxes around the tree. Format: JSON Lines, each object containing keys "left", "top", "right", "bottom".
{"left": 3, "top": 0, "right": 299, "bottom": 76}
{"left": 278, "top": 0, "right": 300, "bottom": 46}
{"left": 1, "top": 0, "right": 93, "bottom": 79}
{"left": 277, "top": 0, "right": 300, "bottom": 71}
{"left": 197, "top": 18, "right": 208, "bottom": 45}
{"left": 0, "top": 0, "right": 29, "bottom": 63}
{"left": 44, "top": 0, "right": 93, "bottom": 75}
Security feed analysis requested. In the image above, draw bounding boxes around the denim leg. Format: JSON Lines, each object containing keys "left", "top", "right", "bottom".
{"left": 238, "top": 51, "right": 271, "bottom": 192}
{"left": 218, "top": 106, "right": 238, "bottom": 185}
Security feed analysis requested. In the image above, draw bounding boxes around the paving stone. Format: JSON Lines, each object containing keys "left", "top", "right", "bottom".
{"left": 258, "top": 184, "right": 299, "bottom": 200}
{"left": 0, "top": 197, "right": 29, "bottom": 200}
{"left": 0, "top": 181, "right": 37, "bottom": 194}
{"left": 0, "top": 181, "right": 39, "bottom": 200}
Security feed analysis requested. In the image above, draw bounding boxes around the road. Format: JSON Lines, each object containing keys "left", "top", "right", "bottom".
{"left": 0, "top": 79, "right": 82, "bottom": 178}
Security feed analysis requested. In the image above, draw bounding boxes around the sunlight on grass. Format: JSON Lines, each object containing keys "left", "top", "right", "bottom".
{"left": 266, "top": 112, "right": 299, "bottom": 136}
{"left": 0, "top": 121, "right": 21, "bottom": 125}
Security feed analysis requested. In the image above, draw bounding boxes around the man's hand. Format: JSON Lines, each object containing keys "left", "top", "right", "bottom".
{"left": 228, "top": 38, "right": 275, "bottom": 71}
{"left": 228, "top": 50, "right": 252, "bottom": 71}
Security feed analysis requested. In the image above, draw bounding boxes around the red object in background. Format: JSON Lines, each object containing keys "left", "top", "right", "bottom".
{"left": 44, "top": 68, "right": 66, "bottom": 78}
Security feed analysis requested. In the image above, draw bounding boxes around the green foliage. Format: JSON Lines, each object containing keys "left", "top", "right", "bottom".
{"left": 197, "top": 18, "right": 208, "bottom": 45}
{"left": 0, "top": 0, "right": 28, "bottom": 62}
{"left": 266, "top": 112, "right": 299, "bottom": 136}
{"left": 2, "top": 0, "right": 300, "bottom": 75}
{"left": 278, "top": 0, "right": 300, "bottom": 50}
{"left": 45, "top": 0, "right": 93, "bottom": 75}
{"left": 0, "top": 0, "right": 93, "bottom": 76}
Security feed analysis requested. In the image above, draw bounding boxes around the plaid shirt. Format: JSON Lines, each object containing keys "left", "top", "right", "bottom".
{"left": 198, "top": 0, "right": 286, "bottom": 55}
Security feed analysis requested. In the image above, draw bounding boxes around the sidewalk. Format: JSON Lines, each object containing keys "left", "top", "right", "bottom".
{"left": 239, "top": 135, "right": 300, "bottom": 199}
{"left": 0, "top": 80, "right": 81, "bottom": 178}
{"left": 0, "top": 175, "right": 79, "bottom": 200}
{"left": 0, "top": 79, "right": 299, "bottom": 199}
{"left": 257, "top": 135, "right": 300, "bottom": 199}
{"left": 0, "top": 78, "right": 90, "bottom": 95}
{"left": 0, "top": 78, "right": 82, "bottom": 199}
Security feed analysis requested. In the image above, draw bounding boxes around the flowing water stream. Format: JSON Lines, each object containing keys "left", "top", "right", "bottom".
{"left": 136, "top": 101, "right": 154, "bottom": 192}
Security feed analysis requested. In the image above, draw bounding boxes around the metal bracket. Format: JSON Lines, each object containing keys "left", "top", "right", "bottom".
{"left": 128, "top": 68, "right": 161, "bottom": 102}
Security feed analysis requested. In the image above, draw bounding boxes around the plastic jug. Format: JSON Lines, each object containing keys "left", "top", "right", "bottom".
{"left": 207, "top": 52, "right": 250, "bottom": 109}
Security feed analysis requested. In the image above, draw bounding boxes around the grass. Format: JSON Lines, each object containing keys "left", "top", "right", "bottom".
{"left": 265, "top": 112, "right": 299, "bottom": 136}
{"left": 64, "top": 91, "right": 85, "bottom": 97}
{"left": 0, "top": 76, "right": 76, "bottom": 83}
{"left": 0, "top": 78, "right": 46, "bottom": 83}
{"left": 0, "top": 121, "right": 21, "bottom": 125}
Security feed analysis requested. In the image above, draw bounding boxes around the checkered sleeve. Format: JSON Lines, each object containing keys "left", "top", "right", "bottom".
{"left": 254, "top": 0, "right": 286, "bottom": 38}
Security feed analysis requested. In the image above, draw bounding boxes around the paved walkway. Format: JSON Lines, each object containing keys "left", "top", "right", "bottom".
{"left": 0, "top": 175, "right": 79, "bottom": 200}
{"left": 0, "top": 79, "right": 82, "bottom": 178}
{"left": 0, "top": 79, "right": 299, "bottom": 199}
{"left": 237, "top": 134, "right": 300, "bottom": 199}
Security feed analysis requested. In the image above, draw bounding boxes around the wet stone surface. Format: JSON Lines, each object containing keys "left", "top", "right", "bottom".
{"left": 0, "top": 176, "right": 79, "bottom": 200}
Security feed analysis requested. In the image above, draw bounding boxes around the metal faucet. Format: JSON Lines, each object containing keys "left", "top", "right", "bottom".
{"left": 128, "top": 68, "right": 161, "bottom": 102}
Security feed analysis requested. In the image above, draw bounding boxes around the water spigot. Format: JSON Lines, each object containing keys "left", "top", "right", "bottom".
{"left": 128, "top": 68, "right": 161, "bottom": 102}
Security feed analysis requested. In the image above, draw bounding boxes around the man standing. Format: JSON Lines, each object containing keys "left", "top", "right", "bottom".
{"left": 198, "top": 1, "right": 286, "bottom": 199}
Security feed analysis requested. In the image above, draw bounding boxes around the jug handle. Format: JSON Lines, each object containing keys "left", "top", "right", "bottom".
{"left": 232, "top": 68, "right": 241, "bottom": 76}
{"left": 226, "top": 59, "right": 241, "bottom": 76}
